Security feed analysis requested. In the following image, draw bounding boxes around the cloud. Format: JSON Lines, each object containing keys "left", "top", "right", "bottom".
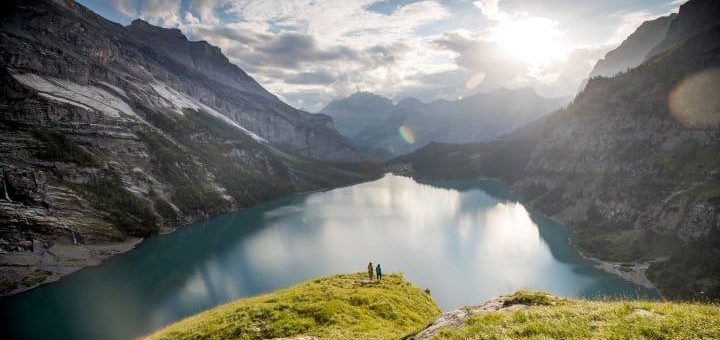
{"left": 254, "top": 33, "right": 358, "bottom": 68}
{"left": 93, "top": 0, "right": 680, "bottom": 110}
{"left": 609, "top": 10, "right": 662, "bottom": 45}
{"left": 285, "top": 71, "right": 336, "bottom": 85}
{"left": 106, "top": 0, "right": 181, "bottom": 27}
{"left": 167, "top": 1, "right": 452, "bottom": 110}
{"left": 424, "top": 29, "right": 609, "bottom": 98}
{"left": 473, "top": 0, "right": 506, "bottom": 21}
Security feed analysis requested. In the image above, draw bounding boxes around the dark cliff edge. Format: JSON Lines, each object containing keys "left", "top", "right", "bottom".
{"left": 0, "top": 0, "right": 380, "bottom": 295}
{"left": 390, "top": 0, "right": 720, "bottom": 300}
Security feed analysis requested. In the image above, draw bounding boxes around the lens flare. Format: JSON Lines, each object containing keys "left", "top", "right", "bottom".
{"left": 668, "top": 68, "right": 720, "bottom": 127}
{"left": 398, "top": 125, "right": 416, "bottom": 144}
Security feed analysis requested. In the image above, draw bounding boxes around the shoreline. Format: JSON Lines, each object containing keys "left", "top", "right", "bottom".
{"left": 0, "top": 237, "right": 143, "bottom": 297}
{"left": 567, "top": 236, "right": 664, "bottom": 296}
{"left": 0, "top": 175, "right": 381, "bottom": 298}
{"left": 393, "top": 171, "right": 665, "bottom": 296}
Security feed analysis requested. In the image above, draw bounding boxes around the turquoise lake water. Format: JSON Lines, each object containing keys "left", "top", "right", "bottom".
{"left": 0, "top": 175, "right": 655, "bottom": 339}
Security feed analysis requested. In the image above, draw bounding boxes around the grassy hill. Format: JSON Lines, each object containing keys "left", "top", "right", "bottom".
{"left": 146, "top": 274, "right": 720, "bottom": 340}
{"left": 146, "top": 273, "right": 440, "bottom": 340}
{"left": 431, "top": 291, "right": 720, "bottom": 339}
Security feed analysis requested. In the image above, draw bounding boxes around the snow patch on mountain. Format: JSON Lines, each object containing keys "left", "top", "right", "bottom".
{"left": 149, "top": 81, "right": 266, "bottom": 142}
{"left": 12, "top": 73, "right": 137, "bottom": 117}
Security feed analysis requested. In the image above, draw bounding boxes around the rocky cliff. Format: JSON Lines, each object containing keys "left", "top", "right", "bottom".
{"left": 392, "top": 0, "right": 720, "bottom": 299}
{"left": 0, "top": 0, "right": 377, "bottom": 295}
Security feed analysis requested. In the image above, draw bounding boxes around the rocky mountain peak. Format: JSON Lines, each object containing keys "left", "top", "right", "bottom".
{"left": 322, "top": 92, "right": 394, "bottom": 118}
{"left": 397, "top": 97, "right": 423, "bottom": 107}
{"left": 647, "top": 0, "right": 720, "bottom": 58}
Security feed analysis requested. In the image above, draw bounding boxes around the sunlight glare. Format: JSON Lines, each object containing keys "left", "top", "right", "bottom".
{"left": 491, "top": 17, "right": 568, "bottom": 66}
{"left": 398, "top": 125, "right": 416, "bottom": 144}
{"left": 668, "top": 68, "right": 720, "bottom": 127}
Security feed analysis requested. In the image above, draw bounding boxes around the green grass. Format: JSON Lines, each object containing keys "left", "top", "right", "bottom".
{"left": 502, "top": 290, "right": 554, "bottom": 307}
{"left": 67, "top": 170, "right": 158, "bottom": 236}
{"left": 32, "top": 129, "right": 98, "bottom": 166}
{"left": 146, "top": 273, "right": 440, "bottom": 340}
{"left": 573, "top": 228, "right": 679, "bottom": 262}
{"left": 434, "top": 291, "right": 720, "bottom": 340}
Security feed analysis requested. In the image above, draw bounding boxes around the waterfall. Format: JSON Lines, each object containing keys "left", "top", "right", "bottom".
{"left": 2, "top": 173, "right": 11, "bottom": 202}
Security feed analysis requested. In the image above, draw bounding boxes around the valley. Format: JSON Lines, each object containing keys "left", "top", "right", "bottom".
{"left": 1, "top": 0, "right": 719, "bottom": 338}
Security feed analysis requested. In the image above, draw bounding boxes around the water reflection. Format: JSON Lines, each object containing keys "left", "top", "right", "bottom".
{"left": 0, "top": 175, "right": 655, "bottom": 340}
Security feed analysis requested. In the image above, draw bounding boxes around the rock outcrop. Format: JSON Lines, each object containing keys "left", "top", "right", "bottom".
{"left": 0, "top": 0, "right": 376, "bottom": 295}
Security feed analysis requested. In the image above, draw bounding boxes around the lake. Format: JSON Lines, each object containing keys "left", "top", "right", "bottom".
{"left": 0, "top": 175, "right": 656, "bottom": 339}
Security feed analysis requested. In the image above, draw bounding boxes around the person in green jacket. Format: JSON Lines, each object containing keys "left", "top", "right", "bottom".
{"left": 367, "top": 262, "right": 374, "bottom": 280}
{"left": 375, "top": 263, "right": 382, "bottom": 281}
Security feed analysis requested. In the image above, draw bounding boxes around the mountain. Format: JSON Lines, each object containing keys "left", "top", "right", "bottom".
{"left": 321, "top": 88, "right": 569, "bottom": 158}
{"left": 0, "top": 0, "right": 378, "bottom": 295}
{"left": 590, "top": 14, "right": 675, "bottom": 77}
{"left": 646, "top": 0, "right": 720, "bottom": 58}
{"left": 320, "top": 92, "right": 395, "bottom": 137}
{"left": 392, "top": 0, "right": 720, "bottom": 299}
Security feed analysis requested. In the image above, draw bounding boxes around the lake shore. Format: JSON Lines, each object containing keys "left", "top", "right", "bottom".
{"left": 0, "top": 237, "right": 142, "bottom": 296}
{"left": 568, "top": 237, "right": 664, "bottom": 295}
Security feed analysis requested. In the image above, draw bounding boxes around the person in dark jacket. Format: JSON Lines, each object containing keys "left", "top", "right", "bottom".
{"left": 367, "top": 262, "right": 374, "bottom": 280}
{"left": 375, "top": 263, "right": 382, "bottom": 281}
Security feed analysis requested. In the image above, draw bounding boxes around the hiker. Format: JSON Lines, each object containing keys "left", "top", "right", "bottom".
{"left": 367, "top": 262, "right": 374, "bottom": 280}
{"left": 375, "top": 263, "right": 382, "bottom": 281}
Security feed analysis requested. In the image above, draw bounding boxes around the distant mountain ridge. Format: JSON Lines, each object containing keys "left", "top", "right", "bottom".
{"left": 321, "top": 88, "right": 569, "bottom": 158}
{"left": 320, "top": 91, "right": 395, "bottom": 137}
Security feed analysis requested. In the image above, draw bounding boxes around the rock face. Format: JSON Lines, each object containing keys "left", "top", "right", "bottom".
{"left": 413, "top": 294, "right": 539, "bottom": 340}
{"left": 392, "top": 0, "right": 720, "bottom": 300}
{"left": 0, "top": 0, "right": 376, "bottom": 295}
{"left": 321, "top": 88, "right": 569, "bottom": 158}
{"left": 590, "top": 14, "right": 675, "bottom": 77}
{"left": 647, "top": 0, "right": 720, "bottom": 59}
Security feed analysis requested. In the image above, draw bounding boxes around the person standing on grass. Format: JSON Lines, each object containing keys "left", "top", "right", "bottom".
{"left": 367, "top": 262, "right": 374, "bottom": 280}
{"left": 375, "top": 263, "right": 382, "bottom": 281}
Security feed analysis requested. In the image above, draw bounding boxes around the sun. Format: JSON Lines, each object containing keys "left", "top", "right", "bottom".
{"left": 490, "top": 17, "right": 569, "bottom": 66}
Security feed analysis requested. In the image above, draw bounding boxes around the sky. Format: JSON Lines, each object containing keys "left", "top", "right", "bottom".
{"left": 79, "top": 0, "right": 685, "bottom": 112}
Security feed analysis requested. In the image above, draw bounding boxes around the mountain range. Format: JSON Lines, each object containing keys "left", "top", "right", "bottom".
{"left": 0, "top": 0, "right": 378, "bottom": 295}
{"left": 321, "top": 88, "right": 569, "bottom": 158}
{"left": 392, "top": 0, "right": 720, "bottom": 299}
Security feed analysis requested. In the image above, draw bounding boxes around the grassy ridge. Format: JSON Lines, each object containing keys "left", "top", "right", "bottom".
{"left": 147, "top": 278, "right": 720, "bottom": 340}
{"left": 146, "top": 273, "right": 440, "bottom": 340}
{"left": 435, "top": 291, "right": 720, "bottom": 339}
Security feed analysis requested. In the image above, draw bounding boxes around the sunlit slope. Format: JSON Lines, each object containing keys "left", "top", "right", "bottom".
{"left": 147, "top": 277, "right": 720, "bottom": 340}
{"left": 430, "top": 291, "right": 720, "bottom": 339}
{"left": 146, "top": 273, "right": 440, "bottom": 340}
